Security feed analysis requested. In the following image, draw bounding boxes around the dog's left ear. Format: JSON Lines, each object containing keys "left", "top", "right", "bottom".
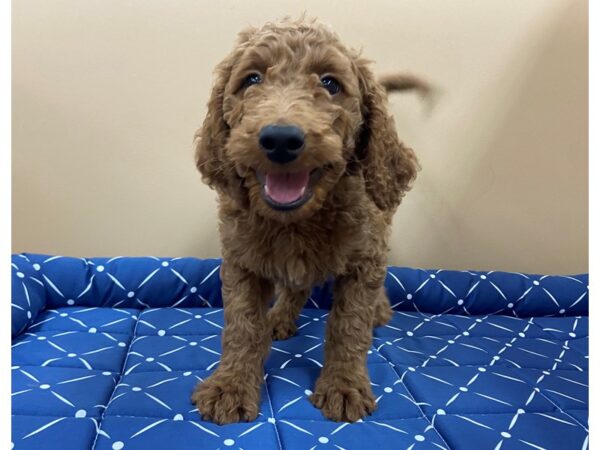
{"left": 355, "top": 59, "right": 420, "bottom": 212}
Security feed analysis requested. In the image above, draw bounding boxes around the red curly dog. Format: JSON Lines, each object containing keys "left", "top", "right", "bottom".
{"left": 192, "top": 17, "right": 425, "bottom": 424}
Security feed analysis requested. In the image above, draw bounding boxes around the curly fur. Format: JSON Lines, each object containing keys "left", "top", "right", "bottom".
{"left": 191, "top": 17, "right": 420, "bottom": 424}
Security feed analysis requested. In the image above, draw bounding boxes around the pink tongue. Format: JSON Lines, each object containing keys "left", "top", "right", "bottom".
{"left": 265, "top": 171, "right": 310, "bottom": 204}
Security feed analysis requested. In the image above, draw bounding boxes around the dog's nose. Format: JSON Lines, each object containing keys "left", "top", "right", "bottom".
{"left": 258, "top": 125, "right": 305, "bottom": 164}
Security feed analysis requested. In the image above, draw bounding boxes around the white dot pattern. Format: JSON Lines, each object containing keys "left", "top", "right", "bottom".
{"left": 9, "top": 255, "right": 588, "bottom": 449}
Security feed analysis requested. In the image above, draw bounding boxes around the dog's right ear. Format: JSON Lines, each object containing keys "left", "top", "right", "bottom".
{"left": 354, "top": 59, "right": 420, "bottom": 212}
{"left": 194, "top": 28, "right": 256, "bottom": 204}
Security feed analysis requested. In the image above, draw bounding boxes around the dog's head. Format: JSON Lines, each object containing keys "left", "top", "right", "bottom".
{"left": 195, "top": 18, "right": 419, "bottom": 221}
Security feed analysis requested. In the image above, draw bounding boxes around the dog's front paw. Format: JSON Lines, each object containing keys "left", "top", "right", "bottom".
{"left": 309, "top": 373, "right": 376, "bottom": 422}
{"left": 267, "top": 310, "right": 297, "bottom": 340}
{"left": 192, "top": 373, "right": 260, "bottom": 424}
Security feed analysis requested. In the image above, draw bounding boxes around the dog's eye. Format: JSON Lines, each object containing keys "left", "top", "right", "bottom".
{"left": 320, "top": 76, "right": 341, "bottom": 95}
{"left": 242, "top": 73, "right": 262, "bottom": 89}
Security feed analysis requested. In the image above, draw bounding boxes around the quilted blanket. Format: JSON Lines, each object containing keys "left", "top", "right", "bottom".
{"left": 11, "top": 254, "right": 589, "bottom": 450}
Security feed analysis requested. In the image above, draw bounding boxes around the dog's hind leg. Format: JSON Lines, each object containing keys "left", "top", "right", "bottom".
{"left": 372, "top": 286, "right": 393, "bottom": 328}
{"left": 267, "top": 286, "right": 309, "bottom": 340}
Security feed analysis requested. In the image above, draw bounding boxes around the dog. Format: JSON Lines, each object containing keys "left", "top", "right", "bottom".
{"left": 191, "top": 17, "right": 425, "bottom": 424}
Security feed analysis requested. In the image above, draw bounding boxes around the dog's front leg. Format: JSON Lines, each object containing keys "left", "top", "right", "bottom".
{"left": 192, "top": 261, "right": 273, "bottom": 424}
{"left": 310, "top": 266, "right": 382, "bottom": 421}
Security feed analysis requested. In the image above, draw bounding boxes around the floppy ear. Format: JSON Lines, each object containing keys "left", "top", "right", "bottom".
{"left": 355, "top": 59, "right": 420, "bottom": 212}
{"left": 194, "top": 30, "right": 256, "bottom": 206}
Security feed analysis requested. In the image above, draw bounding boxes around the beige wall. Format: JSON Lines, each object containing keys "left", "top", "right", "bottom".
{"left": 12, "top": 0, "right": 588, "bottom": 274}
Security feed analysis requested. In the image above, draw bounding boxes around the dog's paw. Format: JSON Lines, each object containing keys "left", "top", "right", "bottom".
{"left": 192, "top": 374, "right": 260, "bottom": 424}
{"left": 271, "top": 319, "right": 297, "bottom": 340}
{"left": 309, "top": 374, "right": 377, "bottom": 422}
{"left": 267, "top": 311, "right": 297, "bottom": 340}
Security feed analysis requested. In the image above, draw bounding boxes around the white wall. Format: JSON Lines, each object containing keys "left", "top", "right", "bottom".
{"left": 12, "top": 0, "right": 588, "bottom": 274}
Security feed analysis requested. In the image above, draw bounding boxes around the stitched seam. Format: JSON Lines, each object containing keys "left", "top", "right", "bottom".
{"left": 19, "top": 329, "right": 134, "bottom": 336}
{"left": 90, "top": 311, "right": 141, "bottom": 449}
{"left": 264, "top": 374, "right": 284, "bottom": 450}
{"left": 376, "top": 315, "right": 454, "bottom": 449}
{"left": 513, "top": 349, "right": 589, "bottom": 433}
{"left": 10, "top": 408, "right": 590, "bottom": 422}
{"left": 386, "top": 361, "right": 452, "bottom": 450}
{"left": 526, "top": 386, "right": 588, "bottom": 432}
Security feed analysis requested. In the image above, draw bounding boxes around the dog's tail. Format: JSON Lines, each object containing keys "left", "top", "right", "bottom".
{"left": 379, "top": 73, "right": 430, "bottom": 95}
{"left": 378, "top": 72, "right": 438, "bottom": 112}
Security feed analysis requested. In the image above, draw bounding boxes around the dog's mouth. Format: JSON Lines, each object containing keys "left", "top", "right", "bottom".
{"left": 256, "top": 169, "right": 322, "bottom": 211}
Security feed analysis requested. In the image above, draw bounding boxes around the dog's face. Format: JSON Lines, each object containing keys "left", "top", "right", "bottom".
{"left": 224, "top": 27, "right": 363, "bottom": 220}
{"left": 196, "top": 19, "right": 419, "bottom": 221}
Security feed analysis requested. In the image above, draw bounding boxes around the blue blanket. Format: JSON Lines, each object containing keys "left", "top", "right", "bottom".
{"left": 11, "top": 254, "right": 589, "bottom": 449}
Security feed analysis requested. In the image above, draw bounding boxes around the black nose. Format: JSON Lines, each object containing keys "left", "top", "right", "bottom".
{"left": 258, "top": 125, "right": 305, "bottom": 164}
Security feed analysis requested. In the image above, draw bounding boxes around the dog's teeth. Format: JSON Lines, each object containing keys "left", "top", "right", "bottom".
{"left": 300, "top": 186, "right": 306, "bottom": 196}
{"left": 265, "top": 185, "right": 271, "bottom": 196}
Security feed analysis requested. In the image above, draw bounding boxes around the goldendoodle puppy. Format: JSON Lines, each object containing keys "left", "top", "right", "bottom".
{"left": 192, "top": 17, "right": 422, "bottom": 424}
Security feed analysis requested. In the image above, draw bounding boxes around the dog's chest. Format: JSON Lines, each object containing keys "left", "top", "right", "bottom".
{"left": 223, "top": 212, "right": 362, "bottom": 288}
